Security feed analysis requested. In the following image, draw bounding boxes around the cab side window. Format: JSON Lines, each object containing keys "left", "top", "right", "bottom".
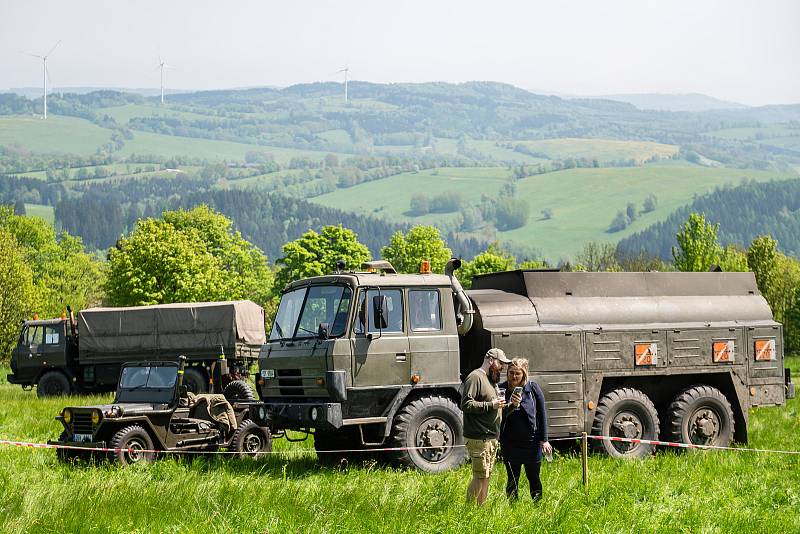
{"left": 354, "top": 289, "right": 404, "bottom": 334}
{"left": 44, "top": 326, "right": 61, "bottom": 345}
{"left": 27, "top": 326, "right": 43, "bottom": 346}
{"left": 410, "top": 289, "right": 442, "bottom": 331}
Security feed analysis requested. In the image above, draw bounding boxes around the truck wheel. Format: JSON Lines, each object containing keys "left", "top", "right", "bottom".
{"left": 37, "top": 371, "right": 71, "bottom": 398}
{"left": 667, "top": 385, "right": 735, "bottom": 448}
{"left": 390, "top": 395, "right": 467, "bottom": 473}
{"left": 55, "top": 431, "right": 80, "bottom": 463}
{"left": 183, "top": 368, "right": 207, "bottom": 394}
{"left": 591, "top": 388, "right": 660, "bottom": 459}
{"left": 224, "top": 380, "right": 256, "bottom": 402}
{"left": 110, "top": 425, "right": 156, "bottom": 466}
{"left": 230, "top": 419, "right": 271, "bottom": 459}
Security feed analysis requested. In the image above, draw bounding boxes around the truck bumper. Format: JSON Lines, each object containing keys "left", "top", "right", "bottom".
{"left": 7, "top": 373, "right": 18, "bottom": 384}
{"left": 47, "top": 439, "right": 107, "bottom": 450}
{"left": 252, "top": 401, "right": 343, "bottom": 431}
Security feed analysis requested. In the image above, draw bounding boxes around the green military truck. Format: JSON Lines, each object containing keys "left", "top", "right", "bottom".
{"left": 250, "top": 260, "right": 794, "bottom": 472}
{"left": 7, "top": 301, "right": 265, "bottom": 397}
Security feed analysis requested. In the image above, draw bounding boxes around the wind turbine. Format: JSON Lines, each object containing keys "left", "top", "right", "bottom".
{"left": 25, "top": 40, "right": 61, "bottom": 119}
{"left": 157, "top": 55, "right": 173, "bottom": 105}
{"left": 338, "top": 67, "right": 349, "bottom": 103}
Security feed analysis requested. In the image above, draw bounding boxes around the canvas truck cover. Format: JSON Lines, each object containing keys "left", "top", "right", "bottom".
{"left": 77, "top": 301, "right": 266, "bottom": 360}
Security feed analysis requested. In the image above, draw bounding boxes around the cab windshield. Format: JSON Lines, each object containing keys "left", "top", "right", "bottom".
{"left": 119, "top": 366, "right": 177, "bottom": 389}
{"left": 270, "top": 285, "right": 353, "bottom": 340}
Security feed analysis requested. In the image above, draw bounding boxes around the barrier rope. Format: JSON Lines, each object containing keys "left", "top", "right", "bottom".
{"left": 2, "top": 435, "right": 799, "bottom": 456}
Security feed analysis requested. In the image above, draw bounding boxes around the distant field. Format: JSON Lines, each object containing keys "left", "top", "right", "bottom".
{"left": 500, "top": 164, "right": 799, "bottom": 260}
{"left": 97, "top": 104, "right": 216, "bottom": 124}
{"left": 468, "top": 140, "right": 550, "bottom": 164}
{"left": 223, "top": 169, "right": 307, "bottom": 189}
{"left": 312, "top": 162, "right": 798, "bottom": 261}
{"left": 706, "top": 125, "right": 800, "bottom": 141}
{"left": 118, "top": 130, "right": 341, "bottom": 164}
{"left": 23, "top": 203, "right": 54, "bottom": 225}
{"left": 312, "top": 167, "right": 511, "bottom": 226}
{"left": 0, "top": 115, "right": 111, "bottom": 156}
{"left": 513, "top": 138, "right": 679, "bottom": 163}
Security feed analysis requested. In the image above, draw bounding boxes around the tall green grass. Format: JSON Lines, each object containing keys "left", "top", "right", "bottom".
{"left": 1, "top": 359, "right": 798, "bottom": 533}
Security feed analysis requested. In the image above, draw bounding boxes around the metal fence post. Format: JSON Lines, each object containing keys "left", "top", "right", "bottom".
{"left": 581, "top": 432, "right": 589, "bottom": 492}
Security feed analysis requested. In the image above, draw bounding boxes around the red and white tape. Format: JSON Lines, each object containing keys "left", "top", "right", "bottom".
{"left": 584, "top": 434, "right": 800, "bottom": 455}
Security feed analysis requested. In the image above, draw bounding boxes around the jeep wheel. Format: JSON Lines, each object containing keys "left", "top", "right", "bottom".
{"left": 183, "top": 367, "right": 207, "bottom": 394}
{"left": 37, "top": 371, "right": 71, "bottom": 398}
{"left": 591, "top": 388, "right": 660, "bottom": 459}
{"left": 230, "top": 419, "right": 271, "bottom": 459}
{"left": 667, "top": 385, "right": 734, "bottom": 448}
{"left": 110, "top": 425, "right": 156, "bottom": 466}
{"left": 224, "top": 380, "right": 256, "bottom": 402}
{"left": 390, "top": 395, "right": 467, "bottom": 473}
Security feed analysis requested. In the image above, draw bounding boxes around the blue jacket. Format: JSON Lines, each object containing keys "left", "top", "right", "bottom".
{"left": 499, "top": 379, "right": 548, "bottom": 444}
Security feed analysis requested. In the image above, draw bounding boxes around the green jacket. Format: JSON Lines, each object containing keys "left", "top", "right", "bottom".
{"left": 460, "top": 369, "right": 501, "bottom": 440}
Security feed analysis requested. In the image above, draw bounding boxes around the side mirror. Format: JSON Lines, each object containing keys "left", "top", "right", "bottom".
{"left": 372, "top": 295, "right": 389, "bottom": 330}
{"left": 318, "top": 322, "right": 330, "bottom": 340}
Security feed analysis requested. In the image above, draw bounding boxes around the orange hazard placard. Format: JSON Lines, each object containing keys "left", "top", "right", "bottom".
{"left": 635, "top": 343, "right": 658, "bottom": 366}
{"left": 713, "top": 341, "right": 735, "bottom": 363}
{"left": 754, "top": 339, "right": 776, "bottom": 361}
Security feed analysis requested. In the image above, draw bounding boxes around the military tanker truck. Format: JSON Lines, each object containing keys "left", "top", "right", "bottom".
{"left": 7, "top": 301, "right": 265, "bottom": 397}
{"left": 250, "top": 260, "right": 794, "bottom": 472}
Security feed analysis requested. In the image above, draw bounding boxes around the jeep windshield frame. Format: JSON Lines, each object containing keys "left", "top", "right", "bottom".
{"left": 115, "top": 362, "right": 179, "bottom": 404}
{"left": 270, "top": 284, "right": 353, "bottom": 342}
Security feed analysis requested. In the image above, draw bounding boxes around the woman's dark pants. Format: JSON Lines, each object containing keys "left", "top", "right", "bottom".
{"left": 504, "top": 458, "right": 542, "bottom": 500}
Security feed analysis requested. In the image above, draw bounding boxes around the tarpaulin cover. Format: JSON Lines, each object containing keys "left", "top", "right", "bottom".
{"left": 77, "top": 301, "right": 265, "bottom": 359}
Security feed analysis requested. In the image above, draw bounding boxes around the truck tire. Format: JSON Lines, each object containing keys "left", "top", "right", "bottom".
{"left": 37, "top": 371, "right": 72, "bottom": 398}
{"left": 230, "top": 419, "right": 271, "bottom": 459}
{"left": 55, "top": 431, "right": 80, "bottom": 463}
{"left": 110, "top": 425, "right": 156, "bottom": 466}
{"left": 591, "top": 387, "right": 660, "bottom": 459}
{"left": 667, "top": 385, "right": 735, "bottom": 448}
{"left": 224, "top": 380, "right": 256, "bottom": 402}
{"left": 390, "top": 395, "right": 467, "bottom": 473}
{"left": 183, "top": 367, "right": 207, "bottom": 394}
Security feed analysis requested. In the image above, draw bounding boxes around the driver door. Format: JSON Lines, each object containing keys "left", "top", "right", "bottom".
{"left": 351, "top": 288, "right": 410, "bottom": 387}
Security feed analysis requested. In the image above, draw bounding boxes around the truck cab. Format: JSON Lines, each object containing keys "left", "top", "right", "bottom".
{"left": 8, "top": 318, "right": 76, "bottom": 395}
{"left": 253, "top": 260, "right": 468, "bottom": 472}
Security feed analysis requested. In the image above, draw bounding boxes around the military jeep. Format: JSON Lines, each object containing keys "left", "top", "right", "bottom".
{"left": 49, "top": 357, "right": 271, "bottom": 465}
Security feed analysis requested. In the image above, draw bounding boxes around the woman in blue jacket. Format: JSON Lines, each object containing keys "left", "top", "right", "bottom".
{"left": 500, "top": 357, "right": 552, "bottom": 500}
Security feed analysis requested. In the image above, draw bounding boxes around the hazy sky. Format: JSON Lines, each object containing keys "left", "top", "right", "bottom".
{"left": 1, "top": 0, "right": 798, "bottom": 106}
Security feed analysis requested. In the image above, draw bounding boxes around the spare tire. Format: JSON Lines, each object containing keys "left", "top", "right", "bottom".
{"left": 224, "top": 380, "right": 256, "bottom": 401}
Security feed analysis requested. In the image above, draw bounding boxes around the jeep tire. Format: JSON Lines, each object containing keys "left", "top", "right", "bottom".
{"left": 110, "top": 425, "right": 156, "bottom": 466}
{"left": 230, "top": 419, "right": 271, "bottom": 459}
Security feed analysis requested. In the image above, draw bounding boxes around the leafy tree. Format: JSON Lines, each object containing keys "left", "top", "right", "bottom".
{"left": 381, "top": 226, "right": 452, "bottom": 274}
{"left": 495, "top": 198, "right": 530, "bottom": 231}
{"left": 626, "top": 202, "right": 637, "bottom": 222}
{"left": 576, "top": 242, "right": 620, "bottom": 272}
{"left": 106, "top": 206, "right": 273, "bottom": 307}
{"left": 672, "top": 213, "right": 721, "bottom": 272}
{"left": 13, "top": 200, "right": 26, "bottom": 215}
{"left": 457, "top": 244, "right": 515, "bottom": 289}
{"left": 642, "top": 194, "right": 657, "bottom": 213}
{"left": 275, "top": 225, "right": 370, "bottom": 292}
{"left": 0, "top": 206, "right": 103, "bottom": 317}
{"left": 541, "top": 208, "right": 553, "bottom": 220}
{"left": 717, "top": 244, "right": 748, "bottom": 272}
{"left": 608, "top": 211, "right": 629, "bottom": 233}
{"left": 409, "top": 193, "right": 430, "bottom": 215}
{"left": 0, "top": 227, "right": 37, "bottom": 361}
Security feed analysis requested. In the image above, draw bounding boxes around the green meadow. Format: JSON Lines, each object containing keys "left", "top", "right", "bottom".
{"left": 0, "top": 116, "right": 111, "bottom": 156}
{"left": 0, "top": 358, "right": 797, "bottom": 533}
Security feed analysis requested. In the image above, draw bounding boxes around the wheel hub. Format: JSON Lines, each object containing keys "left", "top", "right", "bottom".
{"left": 126, "top": 440, "right": 144, "bottom": 462}
{"left": 244, "top": 433, "right": 262, "bottom": 453}
{"left": 415, "top": 418, "right": 452, "bottom": 462}
{"left": 610, "top": 412, "right": 644, "bottom": 453}
{"left": 690, "top": 409, "right": 719, "bottom": 443}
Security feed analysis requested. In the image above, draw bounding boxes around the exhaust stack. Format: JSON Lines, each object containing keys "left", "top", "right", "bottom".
{"left": 445, "top": 258, "right": 474, "bottom": 335}
{"left": 66, "top": 305, "right": 77, "bottom": 337}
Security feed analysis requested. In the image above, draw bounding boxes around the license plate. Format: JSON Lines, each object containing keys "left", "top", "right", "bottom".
{"left": 260, "top": 369, "right": 275, "bottom": 379}
{"left": 73, "top": 433, "right": 92, "bottom": 442}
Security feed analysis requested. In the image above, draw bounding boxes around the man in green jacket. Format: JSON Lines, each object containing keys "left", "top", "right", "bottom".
{"left": 461, "top": 347, "right": 511, "bottom": 506}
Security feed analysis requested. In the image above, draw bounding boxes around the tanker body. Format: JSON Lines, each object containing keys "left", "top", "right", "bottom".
{"left": 7, "top": 300, "right": 265, "bottom": 397}
{"left": 251, "top": 261, "right": 794, "bottom": 471}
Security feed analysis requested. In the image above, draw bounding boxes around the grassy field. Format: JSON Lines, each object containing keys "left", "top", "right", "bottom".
{"left": 512, "top": 138, "right": 679, "bottom": 163}
{"left": 312, "top": 167, "right": 512, "bottom": 226}
{"left": 0, "top": 116, "right": 111, "bottom": 156}
{"left": 0, "top": 358, "right": 798, "bottom": 533}
{"left": 310, "top": 162, "right": 798, "bottom": 260}
{"left": 97, "top": 104, "right": 217, "bottom": 125}
{"left": 22, "top": 204, "right": 55, "bottom": 225}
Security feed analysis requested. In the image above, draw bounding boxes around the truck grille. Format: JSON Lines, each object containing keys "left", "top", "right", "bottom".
{"left": 72, "top": 412, "right": 94, "bottom": 435}
{"left": 278, "top": 369, "right": 304, "bottom": 396}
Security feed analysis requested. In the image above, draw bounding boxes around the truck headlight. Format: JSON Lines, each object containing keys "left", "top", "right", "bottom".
{"left": 91, "top": 410, "right": 101, "bottom": 426}
{"left": 62, "top": 409, "right": 72, "bottom": 424}
{"left": 258, "top": 406, "right": 267, "bottom": 420}
{"left": 311, "top": 407, "right": 319, "bottom": 421}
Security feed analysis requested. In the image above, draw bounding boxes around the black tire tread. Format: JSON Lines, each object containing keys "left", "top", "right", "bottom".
{"left": 230, "top": 419, "right": 271, "bottom": 458}
{"left": 182, "top": 367, "right": 207, "bottom": 394}
{"left": 37, "top": 371, "right": 71, "bottom": 398}
{"left": 224, "top": 380, "right": 256, "bottom": 402}
{"left": 591, "top": 387, "right": 660, "bottom": 458}
{"left": 666, "top": 385, "right": 735, "bottom": 446}
{"left": 109, "top": 424, "right": 155, "bottom": 465}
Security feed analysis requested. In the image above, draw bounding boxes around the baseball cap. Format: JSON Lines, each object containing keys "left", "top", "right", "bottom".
{"left": 485, "top": 348, "right": 511, "bottom": 364}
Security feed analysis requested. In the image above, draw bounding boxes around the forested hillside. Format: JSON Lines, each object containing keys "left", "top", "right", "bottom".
{"left": 618, "top": 178, "right": 800, "bottom": 259}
